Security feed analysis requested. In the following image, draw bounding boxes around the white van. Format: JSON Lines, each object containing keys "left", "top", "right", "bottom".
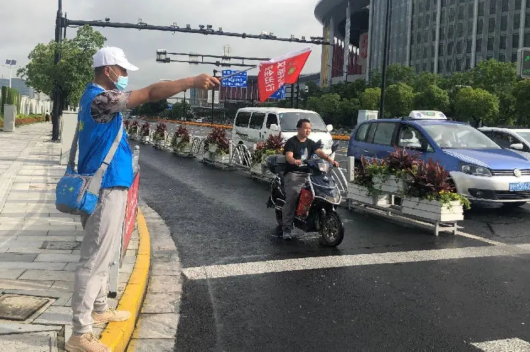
{"left": 231, "top": 107, "right": 335, "bottom": 155}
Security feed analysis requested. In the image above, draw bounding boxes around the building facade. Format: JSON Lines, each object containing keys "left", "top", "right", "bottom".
{"left": 315, "top": 0, "right": 530, "bottom": 84}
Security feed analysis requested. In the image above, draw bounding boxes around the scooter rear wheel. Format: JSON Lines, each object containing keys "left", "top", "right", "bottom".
{"left": 319, "top": 211, "right": 344, "bottom": 247}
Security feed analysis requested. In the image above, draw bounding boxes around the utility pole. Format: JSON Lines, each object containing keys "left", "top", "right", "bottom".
{"left": 212, "top": 69, "right": 218, "bottom": 124}
{"left": 379, "top": 0, "right": 391, "bottom": 119}
{"left": 295, "top": 79, "right": 300, "bottom": 109}
{"left": 290, "top": 84, "right": 295, "bottom": 108}
{"left": 52, "top": 0, "right": 63, "bottom": 141}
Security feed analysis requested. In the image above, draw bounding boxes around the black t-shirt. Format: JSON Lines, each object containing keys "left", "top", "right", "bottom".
{"left": 284, "top": 136, "right": 318, "bottom": 174}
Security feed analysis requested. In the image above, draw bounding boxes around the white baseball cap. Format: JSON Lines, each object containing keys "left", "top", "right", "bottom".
{"left": 92, "top": 47, "right": 139, "bottom": 71}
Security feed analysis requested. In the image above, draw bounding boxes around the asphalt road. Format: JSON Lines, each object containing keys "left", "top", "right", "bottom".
{"left": 134, "top": 140, "right": 530, "bottom": 352}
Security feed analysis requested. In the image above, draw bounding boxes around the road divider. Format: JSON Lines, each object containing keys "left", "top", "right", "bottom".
{"left": 139, "top": 117, "right": 351, "bottom": 140}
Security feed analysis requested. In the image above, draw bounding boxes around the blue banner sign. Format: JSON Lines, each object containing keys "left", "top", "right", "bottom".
{"left": 221, "top": 70, "right": 248, "bottom": 88}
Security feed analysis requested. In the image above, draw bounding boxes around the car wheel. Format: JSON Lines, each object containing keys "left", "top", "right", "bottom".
{"left": 502, "top": 202, "right": 527, "bottom": 208}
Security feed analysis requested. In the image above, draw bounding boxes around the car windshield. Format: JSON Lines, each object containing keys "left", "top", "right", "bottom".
{"left": 514, "top": 131, "right": 530, "bottom": 143}
{"left": 279, "top": 112, "right": 328, "bottom": 132}
{"left": 422, "top": 124, "right": 501, "bottom": 150}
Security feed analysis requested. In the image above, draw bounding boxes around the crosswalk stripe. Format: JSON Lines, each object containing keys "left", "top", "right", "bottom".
{"left": 472, "top": 338, "right": 530, "bottom": 351}
{"left": 182, "top": 244, "right": 530, "bottom": 281}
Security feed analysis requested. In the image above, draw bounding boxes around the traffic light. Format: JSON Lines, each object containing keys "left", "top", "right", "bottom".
{"left": 518, "top": 48, "right": 530, "bottom": 79}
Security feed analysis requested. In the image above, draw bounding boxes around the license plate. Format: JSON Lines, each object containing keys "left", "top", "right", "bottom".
{"left": 509, "top": 182, "right": 530, "bottom": 191}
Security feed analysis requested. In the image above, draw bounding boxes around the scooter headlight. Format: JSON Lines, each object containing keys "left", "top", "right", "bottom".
{"left": 318, "top": 162, "right": 330, "bottom": 173}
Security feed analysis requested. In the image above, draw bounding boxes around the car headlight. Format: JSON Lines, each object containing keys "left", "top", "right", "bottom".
{"left": 459, "top": 163, "right": 492, "bottom": 177}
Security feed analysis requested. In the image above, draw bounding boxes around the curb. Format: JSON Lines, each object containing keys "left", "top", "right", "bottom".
{"left": 99, "top": 208, "right": 151, "bottom": 352}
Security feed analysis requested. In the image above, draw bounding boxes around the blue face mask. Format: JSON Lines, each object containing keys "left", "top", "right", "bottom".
{"left": 110, "top": 68, "right": 129, "bottom": 91}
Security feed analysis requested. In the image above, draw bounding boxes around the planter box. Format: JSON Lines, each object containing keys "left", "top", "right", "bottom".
{"left": 214, "top": 154, "right": 230, "bottom": 164}
{"left": 154, "top": 139, "right": 165, "bottom": 148}
{"left": 373, "top": 175, "right": 404, "bottom": 194}
{"left": 141, "top": 136, "right": 150, "bottom": 144}
{"left": 401, "top": 198, "right": 463, "bottom": 222}
{"left": 209, "top": 144, "right": 218, "bottom": 153}
{"left": 175, "top": 137, "right": 182, "bottom": 145}
{"left": 348, "top": 184, "right": 390, "bottom": 206}
{"left": 250, "top": 163, "right": 265, "bottom": 174}
{"left": 174, "top": 145, "right": 191, "bottom": 154}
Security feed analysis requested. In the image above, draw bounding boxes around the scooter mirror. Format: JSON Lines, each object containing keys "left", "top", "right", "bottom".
{"left": 316, "top": 139, "right": 323, "bottom": 149}
{"left": 331, "top": 141, "right": 340, "bottom": 153}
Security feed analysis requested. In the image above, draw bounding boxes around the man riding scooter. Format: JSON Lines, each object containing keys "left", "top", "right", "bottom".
{"left": 282, "top": 118, "right": 339, "bottom": 240}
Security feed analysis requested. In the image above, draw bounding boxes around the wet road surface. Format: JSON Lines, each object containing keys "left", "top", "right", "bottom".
{"left": 133, "top": 136, "right": 530, "bottom": 351}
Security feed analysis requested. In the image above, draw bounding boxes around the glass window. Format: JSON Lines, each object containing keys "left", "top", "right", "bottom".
{"left": 467, "top": 40, "right": 472, "bottom": 53}
{"left": 235, "top": 111, "right": 251, "bottom": 127}
{"left": 514, "top": 15, "right": 520, "bottom": 30}
{"left": 488, "top": 36, "right": 494, "bottom": 50}
{"left": 502, "top": 0, "right": 509, "bottom": 11}
{"left": 501, "top": 16, "right": 508, "bottom": 31}
{"left": 355, "top": 123, "right": 370, "bottom": 142}
{"left": 457, "top": 41, "right": 463, "bottom": 54}
{"left": 489, "top": 0, "right": 496, "bottom": 13}
{"left": 526, "top": 13, "right": 530, "bottom": 27}
{"left": 249, "top": 112, "right": 265, "bottom": 130}
{"left": 515, "top": 131, "right": 530, "bottom": 143}
{"left": 423, "top": 124, "right": 500, "bottom": 149}
{"left": 499, "top": 53, "right": 506, "bottom": 62}
{"left": 397, "top": 125, "right": 433, "bottom": 151}
{"left": 372, "top": 123, "right": 396, "bottom": 145}
{"left": 515, "top": 0, "right": 522, "bottom": 10}
{"left": 476, "top": 38, "right": 483, "bottom": 51}
{"left": 490, "top": 132, "right": 516, "bottom": 148}
{"left": 477, "top": 18, "right": 484, "bottom": 33}
{"left": 512, "top": 52, "right": 519, "bottom": 62}
{"left": 478, "top": 2, "right": 485, "bottom": 16}
{"left": 513, "top": 34, "right": 520, "bottom": 48}
{"left": 266, "top": 114, "right": 278, "bottom": 128}
{"left": 278, "top": 112, "right": 327, "bottom": 132}
{"left": 489, "top": 17, "right": 495, "bottom": 32}
{"left": 525, "top": 33, "right": 530, "bottom": 47}
{"left": 500, "top": 35, "right": 507, "bottom": 49}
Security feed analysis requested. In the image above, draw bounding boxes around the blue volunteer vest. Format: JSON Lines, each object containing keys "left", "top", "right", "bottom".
{"left": 77, "top": 83, "right": 133, "bottom": 189}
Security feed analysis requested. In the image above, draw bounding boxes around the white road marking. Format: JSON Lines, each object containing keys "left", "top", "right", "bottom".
{"left": 472, "top": 338, "right": 530, "bottom": 351}
{"left": 182, "top": 245, "right": 530, "bottom": 281}
{"left": 457, "top": 230, "right": 508, "bottom": 246}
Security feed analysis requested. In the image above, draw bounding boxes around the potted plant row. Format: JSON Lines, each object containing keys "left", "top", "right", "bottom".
{"left": 128, "top": 120, "right": 139, "bottom": 140}
{"left": 350, "top": 148, "right": 470, "bottom": 222}
{"left": 140, "top": 121, "right": 151, "bottom": 144}
{"left": 172, "top": 125, "right": 192, "bottom": 155}
{"left": 153, "top": 122, "right": 167, "bottom": 149}
{"left": 250, "top": 133, "right": 284, "bottom": 174}
{"left": 204, "top": 127, "right": 230, "bottom": 163}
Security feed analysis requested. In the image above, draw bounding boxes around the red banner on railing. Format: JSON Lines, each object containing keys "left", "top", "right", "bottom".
{"left": 122, "top": 171, "right": 140, "bottom": 261}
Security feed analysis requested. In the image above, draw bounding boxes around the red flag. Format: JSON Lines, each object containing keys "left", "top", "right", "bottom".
{"left": 258, "top": 47, "right": 312, "bottom": 102}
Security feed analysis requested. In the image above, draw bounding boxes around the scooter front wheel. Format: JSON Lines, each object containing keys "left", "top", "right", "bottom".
{"left": 319, "top": 211, "right": 344, "bottom": 247}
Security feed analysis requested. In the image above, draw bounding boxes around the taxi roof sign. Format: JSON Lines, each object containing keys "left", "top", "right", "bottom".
{"left": 408, "top": 110, "right": 447, "bottom": 120}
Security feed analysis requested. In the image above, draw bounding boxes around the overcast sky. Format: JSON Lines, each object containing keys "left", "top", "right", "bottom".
{"left": 1, "top": 0, "right": 324, "bottom": 98}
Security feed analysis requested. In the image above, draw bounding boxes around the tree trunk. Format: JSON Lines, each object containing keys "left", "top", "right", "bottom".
{"left": 51, "top": 92, "right": 66, "bottom": 141}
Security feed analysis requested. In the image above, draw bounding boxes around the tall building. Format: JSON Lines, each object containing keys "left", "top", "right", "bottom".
{"left": 0, "top": 78, "right": 35, "bottom": 98}
{"left": 314, "top": 0, "right": 529, "bottom": 84}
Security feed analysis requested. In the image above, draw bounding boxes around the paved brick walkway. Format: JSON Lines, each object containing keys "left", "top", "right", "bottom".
{"left": 0, "top": 123, "right": 136, "bottom": 351}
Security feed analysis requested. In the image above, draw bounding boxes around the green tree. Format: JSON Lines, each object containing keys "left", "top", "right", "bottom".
{"left": 385, "top": 83, "right": 415, "bottom": 117}
{"left": 413, "top": 72, "right": 442, "bottom": 91}
{"left": 386, "top": 64, "right": 416, "bottom": 87}
{"left": 360, "top": 87, "right": 381, "bottom": 110}
{"left": 414, "top": 85, "right": 450, "bottom": 111}
{"left": 471, "top": 59, "right": 517, "bottom": 96}
{"left": 306, "top": 93, "right": 341, "bottom": 125}
{"left": 513, "top": 80, "right": 530, "bottom": 126}
{"left": 18, "top": 25, "right": 106, "bottom": 139}
{"left": 337, "top": 98, "right": 360, "bottom": 127}
{"left": 137, "top": 99, "right": 169, "bottom": 116}
{"left": 454, "top": 87, "right": 499, "bottom": 126}
{"left": 497, "top": 92, "right": 517, "bottom": 126}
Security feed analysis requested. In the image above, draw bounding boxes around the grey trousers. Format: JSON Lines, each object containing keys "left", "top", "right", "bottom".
{"left": 72, "top": 187, "right": 128, "bottom": 335}
{"left": 282, "top": 173, "right": 307, "bottom": 229}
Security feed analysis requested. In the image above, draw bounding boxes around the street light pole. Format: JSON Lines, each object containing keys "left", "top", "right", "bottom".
{"left": 379, "top": 0, "right": 391, "bottom": 119}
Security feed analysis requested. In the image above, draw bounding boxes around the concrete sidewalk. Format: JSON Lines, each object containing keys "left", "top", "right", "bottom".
{"left": 0, "top": 123, "right": 138, "bottom": 351}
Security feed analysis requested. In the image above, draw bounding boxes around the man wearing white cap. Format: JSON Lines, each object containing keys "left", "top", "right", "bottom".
{"left": 66, "top": 47, "right": 219, "bottom": 352}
